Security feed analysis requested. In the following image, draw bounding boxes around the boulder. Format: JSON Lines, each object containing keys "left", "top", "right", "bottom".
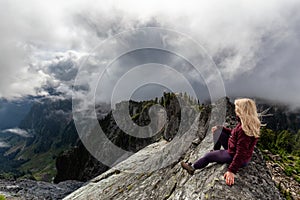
{"left": 64, "top": 110, "right": 283, "bottom": 200}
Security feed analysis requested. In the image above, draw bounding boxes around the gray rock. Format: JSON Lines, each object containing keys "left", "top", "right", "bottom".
{"left": 0, "top": 179, "right": 83, "bottom": 200}
{"left": 64, "top": 105, "right": 283, "bottom": 200}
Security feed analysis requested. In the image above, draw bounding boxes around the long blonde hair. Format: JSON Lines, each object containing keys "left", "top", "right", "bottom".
{"left": 234, "top": 98, "right": 261, "bottom": 138}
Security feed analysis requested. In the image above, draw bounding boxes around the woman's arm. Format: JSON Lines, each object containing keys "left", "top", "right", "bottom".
{"left": 222, "top": 126, "right": 232, "bottom": 135}
{"left": 228, "top": 131, "right": 252, "bottom": 174}
{"left": 212, "top": 125, "right": 232, "bottom": 134}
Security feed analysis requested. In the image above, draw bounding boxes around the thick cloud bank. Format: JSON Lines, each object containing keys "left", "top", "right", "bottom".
{"left": 0, "top": 0, "right": 299, "bottom": 108}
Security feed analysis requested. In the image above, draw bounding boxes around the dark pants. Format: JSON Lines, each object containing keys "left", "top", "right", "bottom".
{"left": 213, "top": 129, "right": 230, "bottom": 150}
{"left": 193, "top": 130, "right": 232, "bottom": 169}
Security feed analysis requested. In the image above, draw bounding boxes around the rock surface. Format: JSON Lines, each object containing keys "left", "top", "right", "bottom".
{"left": 55, "top": 93, "right": 198, "bottom": 183}
{"left": 264, "top": 153, "right": 300, "bottom": 200}
{"left": 64, "top": 102, "right": 283, "bottom": 200}
{"left": 0, "top": 179, "right": 83, "bottom": 200}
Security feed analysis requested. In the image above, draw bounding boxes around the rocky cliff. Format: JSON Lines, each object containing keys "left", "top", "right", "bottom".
{"left": 54, "top": 92, "right": 198, "bottom": 183}
{"left": 64, "top": 99, "right": 283, "bottom": 200}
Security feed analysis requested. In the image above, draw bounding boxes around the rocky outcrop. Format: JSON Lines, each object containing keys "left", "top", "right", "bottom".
{"left": 54, "top": 141, "right": 109, "bottom": 183}
{"left": 54, "top": 92, "right": 198, "bottom": 183}
{"left": 263, "top": 150, "right": 300, "bottom": 200}
{"left": 64, "top": 100, "right": 283, "bottom": 200}
{"left": 0, "top": 179, "right": 83, "bottom": 200}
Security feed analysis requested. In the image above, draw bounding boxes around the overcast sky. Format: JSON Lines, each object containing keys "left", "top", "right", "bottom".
{"left": 0, "top": 0, "right": 300, "bottom": 108}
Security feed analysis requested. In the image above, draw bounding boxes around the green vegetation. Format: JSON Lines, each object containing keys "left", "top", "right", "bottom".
{"left": 0, "top": 141, "right": 65, "bottom": 182}
{"left": 258, "top": 128, "right": 300, "bottom": 156}
{"left": 277, "top": 182, "right": 293, "bottom": 200}
{"left": 258, "top": 128, "right": 300, "bottom": 183}
{"left": 18, "top": 146, "right": 65, "bottom": 181}
{"left": 0, "top": 194, "right": 6, "bottom": 200}
{"left": 131, "top": 101, "right": 155, "bottom": 121}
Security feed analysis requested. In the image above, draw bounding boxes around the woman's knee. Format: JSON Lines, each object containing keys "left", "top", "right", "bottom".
{"left": 220, "top": 131, "right": 230, "bottom": 140}
{"left": 205, "top": 151, "right": 222, "bottom": 162}
{"left": 202, "top": 152, "right": 214, "bottom": 161}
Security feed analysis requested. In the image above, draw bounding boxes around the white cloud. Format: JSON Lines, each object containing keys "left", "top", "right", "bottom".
{"left": 2, "top": 128, "right": 32, "bottom": 138}
{"left": 0, "top": 141, "right": 10, "bottom": 148}
{"left": 0, "top": 0, "right": 299, "bottom": 108}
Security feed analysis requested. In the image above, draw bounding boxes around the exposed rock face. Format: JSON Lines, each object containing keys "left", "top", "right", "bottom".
{"left": 54, "top": 141, "right": 109, "bottom": 183}
{"left": 0, "top": 179, "right": 83, "bottom": 200}
{"left": 64, "top": 101, "right": 283, "bottom": 200}
{"left": 55, "top": 93, "right": 198, "bottom": 183}
{"left": 263, "top": 150, "right": 300, "bottom": 200}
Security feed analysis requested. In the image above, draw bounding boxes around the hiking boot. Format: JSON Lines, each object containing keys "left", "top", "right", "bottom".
{"left": 181, "top": 161, "right": 195, "bottom": 175}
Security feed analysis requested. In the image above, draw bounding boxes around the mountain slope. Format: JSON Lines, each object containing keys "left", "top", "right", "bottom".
{"left": 0, "top": 99, "right": 32, "bottom": 130}
{"left": 0, "top": 98, "right": 78, "bottom": 181}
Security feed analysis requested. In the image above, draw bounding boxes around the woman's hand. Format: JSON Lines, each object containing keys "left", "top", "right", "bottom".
{"left": 224, "top": 171, "right": 235, "bottom": 186}
{"left": 211, "top": 125, "right": 223, "bottom": 134}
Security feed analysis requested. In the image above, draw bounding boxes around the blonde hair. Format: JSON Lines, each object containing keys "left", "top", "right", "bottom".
{"left": 234, "top": 98, "right": 261, "bottom": 138}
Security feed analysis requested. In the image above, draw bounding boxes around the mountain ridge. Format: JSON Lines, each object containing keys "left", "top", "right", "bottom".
{"left": 64, "top": 98, "right": 283, "bottom": 200}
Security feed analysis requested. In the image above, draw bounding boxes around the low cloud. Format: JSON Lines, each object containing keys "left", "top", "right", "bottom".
{"left": 0, "top": 0, "right": 300, "bottom": 108}
{"left": 0, "top": 141, "right": 10, "bottom": 148}
{"left": 2, "top": 128, "right": 32, "bottom": 138}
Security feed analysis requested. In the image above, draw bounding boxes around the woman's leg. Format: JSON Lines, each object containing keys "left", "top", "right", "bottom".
{"left": 193, "top": 150, "right": 233, "bottom": 169}
{"left": 213, "top": 130, "right": 230, "bottom": 150}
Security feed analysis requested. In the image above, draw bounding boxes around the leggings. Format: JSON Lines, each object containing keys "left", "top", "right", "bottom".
{"left": 213, "top": 129, "right": 230, "bottom": 151}
{"left": 193, "top": 130, "right": 233, "bottom": 169}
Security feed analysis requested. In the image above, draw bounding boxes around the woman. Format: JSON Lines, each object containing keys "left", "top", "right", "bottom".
{"left": 181, "top": 98, "right": 261, "bottom": 186}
